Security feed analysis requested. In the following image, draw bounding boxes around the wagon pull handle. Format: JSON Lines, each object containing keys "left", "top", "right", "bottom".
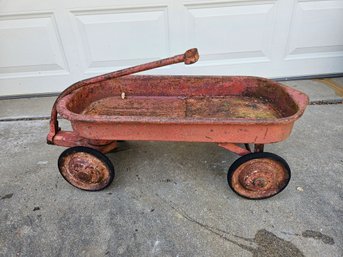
{"left": 47, "top": 48, "right": 199, "bottom": 144}
{"left": 87, "top": 48, "right": 199, "bottom": 82}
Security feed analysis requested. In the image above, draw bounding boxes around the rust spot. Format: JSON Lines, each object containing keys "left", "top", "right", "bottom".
{"left": 59, "top": 152, "right": 111, "bottom": 191}
{"left": 186, "top": 96, "right": 282, "bottom": 119}
{"left": 82, "top": 96, "right": 186, "bottom": 118}
{"left": 246, "top": 80, "right": 299, "bottom": 118}
{"left": 82, "top": 95, "right": 282, "bottom": 120}
{"left": 184, "top": 48, "right": 200, "bottom": 65}
{"left": 231, "top": 158, "right": 289, "bottom": 199}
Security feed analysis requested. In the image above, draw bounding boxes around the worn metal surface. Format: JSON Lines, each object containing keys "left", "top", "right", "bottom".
{"left": 231, "top": 158, "right": 290, "bottom": 199}
{"left": 81, "top": 95, "right": 282, "bottom": 119}
{"left": 53, "top": 131, "right": 117, "bottom": 153}
{"left": 218, "top": 143, "right": 251, "bottom": 156}
{"left": 254, "top": 144, "right": 265, "bottom": 153}
{"left": 82, "top": 96, "right": 186, "bottom": 117}
{"left": 58, "top": 151, "right": 112, "bottom": 191}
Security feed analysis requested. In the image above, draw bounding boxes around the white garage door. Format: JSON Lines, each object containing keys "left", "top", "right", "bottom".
{"left": 1, "top": 0, "right": 343, "bottom": 96}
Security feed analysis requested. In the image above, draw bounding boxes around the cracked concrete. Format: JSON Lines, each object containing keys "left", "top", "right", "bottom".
{"left": 0, "top": 78, "right": 342, "bottom": 257}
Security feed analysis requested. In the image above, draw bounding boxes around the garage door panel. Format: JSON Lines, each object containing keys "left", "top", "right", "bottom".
{"left": 71, "top": 7, "right": 169, "bottom": 74}
{"left": 1, "top": 0, "right": 343, "bottom": 96}
{"left": 286, "top": 0, "right": 343, "bottom": 59}
{"left": 0, "top": 13, "right": 69, "bottom": 79}
{"left": 185, "top": 1, "right": 276, "bottom": 65}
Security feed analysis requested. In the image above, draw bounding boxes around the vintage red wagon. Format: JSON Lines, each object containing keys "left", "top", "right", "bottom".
{"left": 47, "top": 49, "right": 308, "bottom": 199}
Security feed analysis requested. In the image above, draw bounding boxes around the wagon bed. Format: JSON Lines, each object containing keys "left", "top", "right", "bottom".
{"left": 55, "top": 75, "right": 306, "bottom": 144}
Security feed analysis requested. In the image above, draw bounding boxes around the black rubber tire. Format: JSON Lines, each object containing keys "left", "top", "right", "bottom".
{"left": 58, "top": 146, "right": 115, "bottom": 191}
{"left": 227, "top": 152, "right": 291, "bottom": 200}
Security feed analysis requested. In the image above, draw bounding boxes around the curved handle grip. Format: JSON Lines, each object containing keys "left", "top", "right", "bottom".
{"left": 184, "top": 48, "right": 199, "bottom": 65}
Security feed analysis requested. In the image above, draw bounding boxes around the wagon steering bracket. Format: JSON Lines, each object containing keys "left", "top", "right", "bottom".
{"left": 218, "top": 143, "right": 265, "bottom": 156}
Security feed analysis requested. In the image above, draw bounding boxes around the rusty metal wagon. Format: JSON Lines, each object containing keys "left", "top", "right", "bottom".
{"left": 47, "top": 48, "right": 308, "bottom": 199}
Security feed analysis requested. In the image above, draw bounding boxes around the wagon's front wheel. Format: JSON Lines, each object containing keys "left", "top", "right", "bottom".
{"left": 58, "top": 146, "right": 114, "bottom": 191}
{"left": 228, "top": 152, "right": 290, "bottom": 199}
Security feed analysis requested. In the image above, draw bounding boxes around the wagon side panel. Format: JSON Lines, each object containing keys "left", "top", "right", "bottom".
{"left": 71, "top": 121, "right": 294, "bottom": 144}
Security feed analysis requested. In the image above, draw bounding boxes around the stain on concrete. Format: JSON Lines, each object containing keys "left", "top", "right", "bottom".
{"left": 229, "top": 230, "right": 305, "bottom": 257}
{"left": 160, "top": 178, "right": 177, "bottom": 184}
{"left": 281, "top": 230, "right": 336, "bottom": 246}
{"left": 162, "top": 197, "right": 305, "bottom": 257}
{"left": 1, "top": 193, "right": 13, "bottom": 200}
{"left": 302, "top": 230, "right": 335, "bottom": 245}
{"left": 254, "top": 230, "right": 304, "bottom": 257}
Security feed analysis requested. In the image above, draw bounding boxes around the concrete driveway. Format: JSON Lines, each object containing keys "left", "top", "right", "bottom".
{"left": 0, "top": 78, "right": 342, "bottom": 257}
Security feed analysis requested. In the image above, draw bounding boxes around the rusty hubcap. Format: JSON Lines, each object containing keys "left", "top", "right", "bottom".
{"left": 59, "top": 149, "right": 113, "bottom": 191}
{"left": 230, "top": 156, "right": 290, "bottom": 199}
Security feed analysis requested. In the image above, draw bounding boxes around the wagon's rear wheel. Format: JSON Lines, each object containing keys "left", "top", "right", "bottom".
{"left": 58, "top": 146, "right": 114, "bottom": 191}
{"left": 227, "top": 152, "right": 290, "bottom": 199}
